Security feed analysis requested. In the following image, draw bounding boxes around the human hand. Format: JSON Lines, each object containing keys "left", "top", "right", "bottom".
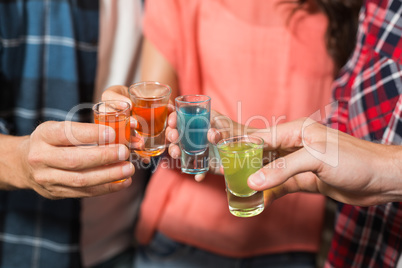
{"left": 15, "top": 121, "right": 135, "bottom": 199}
{"left": 167, "top": 110, "right": 254, "bottom": 181}
{"left": 247, "top": 118, "right": 402, "bottom": 207}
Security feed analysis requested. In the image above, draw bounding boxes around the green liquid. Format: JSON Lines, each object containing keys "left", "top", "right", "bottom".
{"left": 219, "top": 141, "right": 263, "bottom": 197}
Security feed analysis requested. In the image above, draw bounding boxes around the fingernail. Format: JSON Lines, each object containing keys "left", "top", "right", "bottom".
{"left": 118, "top": 145, "right": 128, "bottom": 160}
{"left": 171, "top": 151, "right": 179, "bottom": 159}
{"left": 195, "top": 174, "right": 202, "bottom": 182}
{"left": 130, "top": 117, "right": 138, "bottom": 129}
{"left": 249, "top": 171, "right": 266, "bottom": 186}
{"left": 122, "top": 163, "right": 134, "bottom": 176}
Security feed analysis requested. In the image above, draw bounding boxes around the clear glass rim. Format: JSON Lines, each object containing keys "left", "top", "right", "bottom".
{"left": 128, "top": 81, "right": 172, "bottom": 101}
{"left": 175, "top": 95, "right": 211, "bottom": 104}
{"left": 217, "top": 135, "right": 264, "bottom": 153}
{"left": 92, "top": 100, "right": 131, "bottom": 115}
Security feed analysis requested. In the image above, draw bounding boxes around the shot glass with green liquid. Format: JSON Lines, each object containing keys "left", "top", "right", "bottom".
{"left": 217, "top": 135, "right": 264, "bottom": 217}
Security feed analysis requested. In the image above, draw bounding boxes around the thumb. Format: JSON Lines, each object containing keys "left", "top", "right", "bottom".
{"left": 248, "top": 147, "right": 319, "bottom": 191}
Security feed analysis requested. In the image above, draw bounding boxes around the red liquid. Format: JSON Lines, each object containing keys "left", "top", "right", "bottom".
{"left": 94, "top": 114, "right": 130, "bottom": 145}
{"left": 132, "top": 101, "right": 168, "bottom": 136}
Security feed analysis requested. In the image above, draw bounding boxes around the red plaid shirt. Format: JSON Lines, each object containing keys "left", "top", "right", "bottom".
{"left": 326, "top": 0, "right": 402, "bottom": 267}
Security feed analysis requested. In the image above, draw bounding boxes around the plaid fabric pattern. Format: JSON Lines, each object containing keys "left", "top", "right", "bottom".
{"left": 0, "top": 1, "right": 98, "bottom": 267}
{"left": 326, "top": 0, "right": 402, "bottom": 267}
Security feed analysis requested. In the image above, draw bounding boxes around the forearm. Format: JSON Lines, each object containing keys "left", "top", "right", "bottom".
{"left": 0, "top": 134, "right": 30, "bottom": 190}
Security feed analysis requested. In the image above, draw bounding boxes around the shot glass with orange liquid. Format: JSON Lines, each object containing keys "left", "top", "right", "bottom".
{"left": 129, "top": 81, "right": 172, "bottom": 157}
{"left": 93, "top": 100, "right": 131, "bottom": 145}
{"left": 93, "top": 100, "right": 131, "bottom": 183}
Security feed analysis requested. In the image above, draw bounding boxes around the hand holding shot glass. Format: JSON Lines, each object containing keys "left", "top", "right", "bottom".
{"left": 129, "top": 81, "right": 172, "bottom": 157}
{"left": 217, "top": 135, "right": 264, "bottom": 217}
{"left": 175, "top": 95, "right": 211, "bottom": 174}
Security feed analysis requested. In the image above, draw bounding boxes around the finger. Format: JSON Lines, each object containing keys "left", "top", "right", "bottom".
{"left": 168, "top": 143, "right": 181, "bottom": 159}
{"left": 220, "top": 165, "right": 224, "bottom": 175}
{"left": 40, "top": 161, "right": 135, "bottom": 188}
{"left": 166, "top": 126, "right": 179, "bottom": 143}
{"left": 39, "top": 177, "right": 133, "bottom": 199}
{"left": 81, "top": 176, "right": 132, "bottom": 197}
{"left": 195, "top": 173, "right": 206, "bottom": 182}
{"left": 101, "top": 85, "right": 131, "bottom": 103}
{"left": 129, "top": 134, "right": 145, "bottom": 150}
{"left": 248, "top": 147, "right": 320, "bottom": 191}
{"left": 207, "top": 128, "right": 222, "bottom": 145}
{"left": 263, "top": 185, "right": 290, "bottom": 207}
{"left": 130, "top": 117, "right": 138, "bottom": 129}
{"left": 168, "top": 111, "right": 177, "bottom": 129}
{"left": 210, "top": 111, "right": 230, "bottom": 130}
{"left": 38, "top": 121, "right": 116, "bottom": 146}
{"left": 251, "top": 119, "right": 306, "bottom": 151}
{"left": 41, "top": 144, "right": 130, "bottom": 170}
{"left": 167, "top": 102, "right": 175, "bottom": 114}
{"left": 129, "top": 152, "right": 151, "bottom": 164}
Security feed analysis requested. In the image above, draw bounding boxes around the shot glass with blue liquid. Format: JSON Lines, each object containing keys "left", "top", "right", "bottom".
{"left": 175, "top": 95, "right": 211, "bottom": 174}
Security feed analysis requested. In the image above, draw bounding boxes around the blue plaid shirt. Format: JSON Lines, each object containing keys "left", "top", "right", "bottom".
{"left": 0, "top": 1, "right": 98, "bottom": 267}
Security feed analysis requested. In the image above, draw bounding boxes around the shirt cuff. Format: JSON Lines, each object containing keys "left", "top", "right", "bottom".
{"left": 0, "top": 119, "right": 10, "bottom": 134}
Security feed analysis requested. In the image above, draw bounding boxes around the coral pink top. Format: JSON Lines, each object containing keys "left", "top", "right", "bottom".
{"left": 136, "top": 0, "right": 335, "bottom": 257}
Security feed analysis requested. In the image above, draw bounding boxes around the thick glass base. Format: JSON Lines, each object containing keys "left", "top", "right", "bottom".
{"left": 134, "top": 146, "right": 165, "bottom": 157}
{"left": 180, "top": 148, "right": 209, "bottom": 174}
{"left": 227, "top": 190, "right": 264, "bottom": 217}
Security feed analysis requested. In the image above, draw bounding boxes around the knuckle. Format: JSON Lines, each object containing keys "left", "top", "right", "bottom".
{"left": 62, "top": 150, "right": 83, "bottom": 170}
{"left": 70, "top": 173, "right": 88, "bottom": 187}
{"left": 27, "top": 151, "right": 42, "bottom": 166}
{"left": 65, "top": 157, "right": 82, "bottom": 170}
{"left": 86, "top": 150, "right": 99, "bottom": 163}
{"left": 44, "top": 120, "right": 63, "bottom": 133}
{"left": 32, "top": 171, "right": 48, "bottom": 186}
{"left": 99, "top": 146, "right": 116, "bottom": 164}
{"left": 45, "top": 187, "right": 67, "bottom": 200}
{"left": 40, "top": 121, "right": 69, "bottom": 143}
{"left": 45, "top": 191, "right": 59, "bottom": 200}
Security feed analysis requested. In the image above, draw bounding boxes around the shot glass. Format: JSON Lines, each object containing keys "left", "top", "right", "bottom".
{"left": 217, "top": 135, "right": 264, "bottom": 217}
{"left": 129, "top": 81, "right": 172, "bottom": 157}
{"left": 175, "top": 95, "right": 211, "bottom": 174}
{"left": 93, "top": 100, "right": 131, "bottom": 183}
{"left": 93, "top": 100, "right": 131, "bottom": 146}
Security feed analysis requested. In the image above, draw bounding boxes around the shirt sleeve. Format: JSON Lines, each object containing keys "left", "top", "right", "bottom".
{"left": 325, "top": 69, "right": 352, "bottom": 133}
{"left": 0, "top": 119, "right": 10, "bottom": 135}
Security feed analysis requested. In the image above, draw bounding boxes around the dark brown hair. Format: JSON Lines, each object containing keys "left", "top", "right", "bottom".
{"left": 297, "top": 0, "right": 363, "bottom": 73}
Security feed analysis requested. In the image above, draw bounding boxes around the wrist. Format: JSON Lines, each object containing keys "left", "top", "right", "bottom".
{"left": 0, "top": 134, "right": 31, "bottom": 190}
{"left": 378, "top": 144, "right": 402, "bottom": 203}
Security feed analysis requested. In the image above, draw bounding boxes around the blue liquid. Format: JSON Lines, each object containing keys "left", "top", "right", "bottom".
{"left": 177, "top": 106, "right": 210, "bottom": 153}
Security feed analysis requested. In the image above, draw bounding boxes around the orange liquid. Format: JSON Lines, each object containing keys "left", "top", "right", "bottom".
{"left": 132, "top": 100, "right": 168, "bottom": 136}
{"left": 94, "top": 113, "right": 130, "bottom": 183}
{"left": 94, "top": 114, "right": 130, "bottom": 145}
{"left": 134, "top": 148, "right": 165, "bottom": 158}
